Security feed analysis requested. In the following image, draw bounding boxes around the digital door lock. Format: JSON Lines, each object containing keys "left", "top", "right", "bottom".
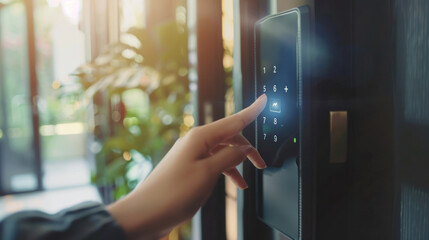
{"left": 255, "top": 7, "right": 309, "bottom": 240}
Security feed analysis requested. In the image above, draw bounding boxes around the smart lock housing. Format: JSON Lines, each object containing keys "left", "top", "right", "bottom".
{"left": 255, "top": 7, "right": 309, "bottom": 239}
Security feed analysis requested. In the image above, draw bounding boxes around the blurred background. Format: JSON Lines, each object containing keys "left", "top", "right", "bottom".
{"left": 3, "top": 1, "right": 428, "bottom": 240}
{"left": 0, "top": 0, "right": 236, "bottom": 239}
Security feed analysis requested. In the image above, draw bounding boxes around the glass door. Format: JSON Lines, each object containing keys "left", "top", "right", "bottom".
{"left": 33, "top": 0, "right": 91, "bottom": 189}
{"left": 0, "top": 1, "right": 42, "bottom": 195}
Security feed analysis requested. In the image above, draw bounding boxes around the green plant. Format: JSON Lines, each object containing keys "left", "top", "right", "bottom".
{"left": 73, "top": 21, "right": 190, "bottom": 201}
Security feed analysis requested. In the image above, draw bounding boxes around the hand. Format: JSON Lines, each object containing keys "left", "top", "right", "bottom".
{"left": 108, "top": 94, "right": 267, "bottom": 239}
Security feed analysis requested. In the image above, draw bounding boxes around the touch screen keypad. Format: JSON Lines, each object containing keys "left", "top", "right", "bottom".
{"left": 254, "top": 8, "right": 308, "bottom": 240}
{"left": 255, "top": 15, "right": 299, "bottom": 167}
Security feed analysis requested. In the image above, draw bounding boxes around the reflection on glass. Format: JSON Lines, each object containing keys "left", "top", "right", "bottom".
{"left": 0, "top": 2, "right": 38, "bottom": 192}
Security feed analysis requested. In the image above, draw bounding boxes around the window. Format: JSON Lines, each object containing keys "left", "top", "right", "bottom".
{"left": 34, "top": 0, "right": 89, "bottom": 189}
{"left": 0, "top": 0, "right": 39, "bottom": 193}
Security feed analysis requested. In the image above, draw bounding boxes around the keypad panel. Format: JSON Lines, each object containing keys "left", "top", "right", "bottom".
{"left": 256, "top": 15, "right": 299, "bottom": 167}
{"left": 254, "top": 8, "right": 307, "bottom": 239}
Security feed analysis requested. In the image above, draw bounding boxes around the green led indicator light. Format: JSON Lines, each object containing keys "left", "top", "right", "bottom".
{"left": 263, "top": 125, "right": 270, "bottom": 132}
{"left": 294, "top": 137, "right": 297, "bottom": 144}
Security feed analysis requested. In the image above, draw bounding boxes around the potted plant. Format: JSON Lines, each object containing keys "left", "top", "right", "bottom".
{"left": 72, "top": 21, "right": 191, "bottom": 202}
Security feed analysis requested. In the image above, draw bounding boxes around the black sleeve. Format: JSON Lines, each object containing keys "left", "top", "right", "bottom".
{"left": 0, "top": 201, "right": 127, "bottom": 240}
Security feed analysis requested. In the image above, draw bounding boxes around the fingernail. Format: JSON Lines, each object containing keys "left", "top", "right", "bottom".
{"left": 256, "top": 161, "right": 267, "bottom": 169}
{"left": 256, "top": 94, "right": 267, "bottom": 103}
{"left": 238, "top": 145, "right": 252, "bottom": 155}
{"left": 256, "top": 94, "right": 266, "bottom": 100}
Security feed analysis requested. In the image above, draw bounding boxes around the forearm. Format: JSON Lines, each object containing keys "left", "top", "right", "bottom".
{"left": 1, "top": 202, "right": 126, "bottom": 240}
{"left": 107, "top": 160, "right": 218, "bottom": 239}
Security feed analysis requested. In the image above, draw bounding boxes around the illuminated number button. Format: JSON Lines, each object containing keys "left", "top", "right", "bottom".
{"left": 274, "top": 118, "right": 277, "bottom": 125}
{"left": 264, "top": 133, "right": 267, "bottom": 140}
{"left": 273, "top": 65, "right": 277, "bottom": 74}
{"left": 263, "top": 85, "right": 267, "bottom": 93}
{"left": 263, "top": 116, "right": 266, "bottom": 124}
{"left": 263, "top": 67, "right": 266, "bottom": 74}
{"left": 274, "top": 135, "right": 278, "bottom": 142}
{"left": 273, "top": 85, "right": 277, "bottom": 92}
{"left": 269, "top": 99, "right": 281, "bottom": 113}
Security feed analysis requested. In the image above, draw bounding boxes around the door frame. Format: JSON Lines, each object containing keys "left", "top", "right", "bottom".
{"left": 0, "top": 0, "right": 42, "bottom": 196}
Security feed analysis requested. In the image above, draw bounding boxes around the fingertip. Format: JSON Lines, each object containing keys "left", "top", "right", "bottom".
{"left": 235, "top": 180, "right": 248, "bottom": 190}
{"left": 254, "top": 94, "right": 267, "bottom": 114}
{"left": 246, "top": 147, "right": 267, "bottom": 169}
{"left": 257, "top": 93, "right": 267, "bottom": 100}
{"left": 224, "top": 168, "right": 248, "bottom": 189}
{"left": 255, "top": 162, "right": 267, "bottom": 169}
{"left": 256, "top": 157, "right": 267, "bottom": 169}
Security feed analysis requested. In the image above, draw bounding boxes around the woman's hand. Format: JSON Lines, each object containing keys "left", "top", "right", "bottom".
{"left": 107, "top": 94, "right": 267, "bottom": 239}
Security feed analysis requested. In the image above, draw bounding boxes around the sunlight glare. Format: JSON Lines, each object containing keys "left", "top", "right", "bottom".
{"left": 61, "top": 0, "right": 81, "bottom": 25}
{"left": 46, "top": 0, "right": 81, "bottom": 25}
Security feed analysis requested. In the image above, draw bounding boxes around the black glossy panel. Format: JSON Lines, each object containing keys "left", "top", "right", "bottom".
{"left": 255, "top": 8, "right": 306, "bottom": 240}
{"left": 256, "top": 11, "right": 299, "bottom": 168}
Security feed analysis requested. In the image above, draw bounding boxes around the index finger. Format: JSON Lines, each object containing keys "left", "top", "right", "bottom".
{"left": 199, "top": 94, "right": 267, "bottom": 152}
